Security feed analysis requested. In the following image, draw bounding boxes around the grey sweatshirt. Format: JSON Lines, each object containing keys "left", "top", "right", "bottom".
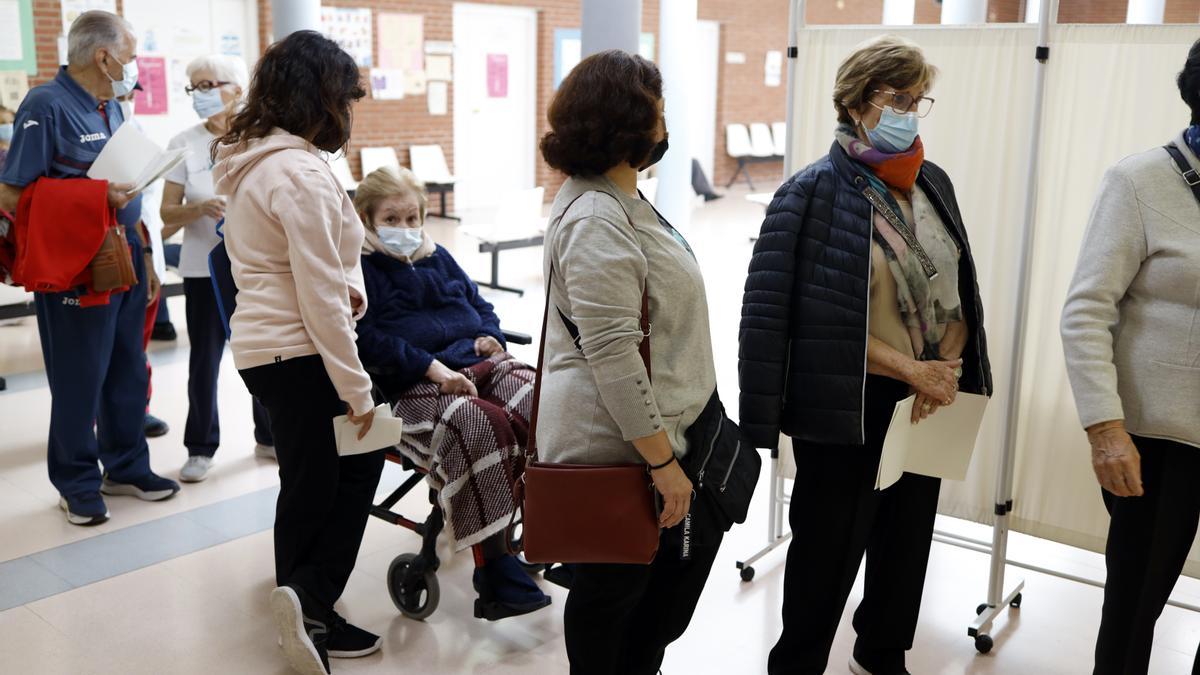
{"left": 536, "top": 175, "right": 717, "bottom": 464}
{"left": 1061, "top": 133, "right": 1200, "bottom": 449}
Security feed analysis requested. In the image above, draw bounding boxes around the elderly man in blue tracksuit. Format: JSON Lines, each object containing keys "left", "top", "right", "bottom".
{"left": 0, "top": 11, "right": 179, "bottom": 526}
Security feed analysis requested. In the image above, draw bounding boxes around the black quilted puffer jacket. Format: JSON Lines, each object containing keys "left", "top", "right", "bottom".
{"left": 738, "top": 141, "right": 993, "bottom": 448}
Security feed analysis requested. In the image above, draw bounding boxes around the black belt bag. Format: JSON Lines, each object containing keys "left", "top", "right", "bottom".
{"left": 682, "top": 390, "right": 761, "bottom": 544}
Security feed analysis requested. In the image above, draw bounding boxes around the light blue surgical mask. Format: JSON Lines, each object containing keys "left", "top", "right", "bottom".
{"left": 865, "top": 104, "right": 919, "bottom": 154}
{"left": 192, "top": 88, "right": 226, "bottom": 119}
{"left": 0, "top": 123, "right": 12, "bottom": 143}
{"left": 378, "top": 226, "right": 424, "bottom": 258}
{"left": 105, "top": 54, "right": 139, "bottom": 99}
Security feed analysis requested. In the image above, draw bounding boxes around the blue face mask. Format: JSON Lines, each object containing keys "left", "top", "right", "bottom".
{"left": 865, "top": 104, "right": 919, "bottom": 154}
{"left": 105, "top": 54, "right": 139, "bottom": 99}
{"left": 192, "top": 88, "right": 227, "bottom": 119}
{"left": 0, "top": 123, "right": 12, "bottom": 143}
{"left": 377, "top": 226, "right": 424, "bottom": 257}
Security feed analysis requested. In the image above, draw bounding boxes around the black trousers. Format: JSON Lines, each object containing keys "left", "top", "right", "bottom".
{"left": 1095, "top": 435, "right": 1200, "bottom": 675}
{"left": 768, "top": 376, "right": 941, "bottom": 675}
{"left": 563, "top": 527, "right": 723, "bottom": 675}
{"left": 184, "top": 278, "right": 272, "bottom": 456}
{"left": 239, "top": 355, "right": 385, "bottom": 617}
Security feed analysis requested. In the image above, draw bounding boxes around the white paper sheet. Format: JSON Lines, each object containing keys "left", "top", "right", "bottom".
{"left": 876, "top": 393, "right": 989, "bottom": 490}
{"left": 86, "top": 122, "right": 188, "bottom": 194}
{"left": 333, "top": 403, "right": 404, "bottom": 456}
{"left": 427, "top": 81, "right": 447, "bottom": 116}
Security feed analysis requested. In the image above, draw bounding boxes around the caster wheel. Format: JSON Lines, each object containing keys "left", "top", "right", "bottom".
{"left": 740, "top": 566, "right": 756, "bottom": 582}
{"left": 387, "top": 553, "right": 440, "bottom": 621}
{"left": 976, "top": 603, "right": 989, "bottom": 616}
{"left": 1010, "top": 593, "right": 1022, "bottom": 609}
{"left": 974, "top": 634, "right": 994, "bottom": 654}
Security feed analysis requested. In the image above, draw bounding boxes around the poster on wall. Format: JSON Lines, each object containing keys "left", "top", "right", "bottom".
{"left": 0, "top": 0, "right": 36, "bottom": 75}
{"left": 322, "top": 6, "right": 373, "bottom": 68}
{"left": 427, "top": 80, "right": 447, "bottom": 116}
{"left": 61, "top": 0, "right": 116, "bottom": 34}
{"left": 764, "top": 50, "right": 783, "bottom": 87}
{"left": 425, "top": 55, "right": 452, "bottom": 81}
{"left": 0, "top": 70, "right": 29, "bottom": 110}
{"left": 134, "top": 56, "right": 168, "bottom": 115}
{"left": 487, "top": 54, "right": 508, "bottom": 99}
{"left": 377, "top": 13, "right": 425, "bottom": 96}
{"left": 368, "top": 69, "right": 405, "bottom": 100}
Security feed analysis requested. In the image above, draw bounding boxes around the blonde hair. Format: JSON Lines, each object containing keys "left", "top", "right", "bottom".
{"left": 833, "top": 35, "right": 938, "bottom": 126}
{"left": 353, "top": 166, "right": 428, "bottom": 232}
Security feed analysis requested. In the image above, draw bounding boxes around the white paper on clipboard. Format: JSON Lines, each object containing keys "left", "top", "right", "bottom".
{"left": 876, "top": 393, "right": 988, "bottom": 490}
{"left": 86, "top": 122, "right": 188, "bottom": 194}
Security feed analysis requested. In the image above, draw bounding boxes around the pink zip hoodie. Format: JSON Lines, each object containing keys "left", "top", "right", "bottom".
{"left": 213, "top": 129, "right": 374, "bottom": 416}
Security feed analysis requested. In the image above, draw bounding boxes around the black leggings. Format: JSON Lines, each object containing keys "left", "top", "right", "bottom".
{"left": 240, "top": 355, "right": 385, "bottom": 618}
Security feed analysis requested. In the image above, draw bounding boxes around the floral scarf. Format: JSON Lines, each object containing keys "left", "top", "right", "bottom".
{"left": 836, "top": 125, "right": 963, "bottom": 359}
{"left": 835, "top": 125, "right": 924, "bottom": 192}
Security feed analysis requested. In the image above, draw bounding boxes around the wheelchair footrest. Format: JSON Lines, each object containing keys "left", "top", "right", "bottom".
{"left": 473, "top": 595, "right": 553, "bottom": 622}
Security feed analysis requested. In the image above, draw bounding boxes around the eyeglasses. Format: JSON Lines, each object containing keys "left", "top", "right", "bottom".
{"left": 185, "top": 80, "right": 231, "bottom": 95}
{"left": 871, "top": 89, "right": 935, "bottom": 118}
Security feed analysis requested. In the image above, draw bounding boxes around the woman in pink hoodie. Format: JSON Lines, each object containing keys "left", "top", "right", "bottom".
{"left": 211, "top": 31, "right": 380, "bottom": 675}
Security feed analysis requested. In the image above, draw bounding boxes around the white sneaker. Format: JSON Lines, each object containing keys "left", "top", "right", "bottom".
{"left": 179, "top": 456, "right": 214, "bottom": 483}
{"left": 254, "top": 444, "right": 277, "bottom": 460}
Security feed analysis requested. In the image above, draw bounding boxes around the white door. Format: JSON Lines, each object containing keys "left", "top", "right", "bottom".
{"left": 453, "top": 3, "right": 538, "bottom": 211}
{"left": 690, "top": 20, "right": 720, "bottom": 183}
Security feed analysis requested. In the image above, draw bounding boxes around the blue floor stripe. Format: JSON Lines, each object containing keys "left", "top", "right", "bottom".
{"left": 0, "top": 486, "right": 278, "bottom": 612}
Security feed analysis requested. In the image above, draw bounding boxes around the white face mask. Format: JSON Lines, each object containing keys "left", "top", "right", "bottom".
{"left": 192, "top": 88, "right": 226, "bottom": 119}
{"left": 105, "top": 53, "right": 139, "bottom": 99}
{"left": 377, "top": 226, "right": 424, "bottom": 257}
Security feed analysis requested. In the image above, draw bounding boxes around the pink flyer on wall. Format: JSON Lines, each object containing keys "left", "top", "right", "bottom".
{"left": 487, "top": 53, "right": 508, "bottom": 98}
{"left": 134, "top": 56, "right": 168, "bottom": 115}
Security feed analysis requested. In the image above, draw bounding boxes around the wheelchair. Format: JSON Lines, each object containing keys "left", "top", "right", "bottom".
{"left": 367, "top": 328, "right": 567, "bottom": 621}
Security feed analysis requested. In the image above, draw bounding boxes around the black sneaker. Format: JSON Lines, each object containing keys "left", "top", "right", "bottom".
{"left": 100, "top": 472, "right": 180, "bottom": 501}
{"left": 270, "top": 586, "right": 331, "bottom": 675}
{"left": 150, "top": 322, "right": 177, "bottom": 341}
{"left": 58, "top": 493, "right": 109, "bottom": 526}
{"left": 144, "top": 414, "right": 170, "bottom": 438}
{"left": 326, "top": 612, "right": 381, "bottom": 658}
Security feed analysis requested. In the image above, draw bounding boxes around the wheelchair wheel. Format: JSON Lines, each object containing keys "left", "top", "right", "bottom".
{"left": 387, "top": 553, "right": 440, "bottom": 621}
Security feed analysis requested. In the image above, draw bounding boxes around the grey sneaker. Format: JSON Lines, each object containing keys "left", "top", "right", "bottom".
{"left": 179, "top": 456, "right": 214, "bottom": 483}
{"left": 254, "top": 444, "right": 277, "bottom": 460}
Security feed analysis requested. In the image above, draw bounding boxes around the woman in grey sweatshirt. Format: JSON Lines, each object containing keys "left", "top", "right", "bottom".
{"left": 537, "top": 50, "right": 719, "bottom": 675}
{"left": 1060, "top": 39, "right": 1200, "bottom": 675}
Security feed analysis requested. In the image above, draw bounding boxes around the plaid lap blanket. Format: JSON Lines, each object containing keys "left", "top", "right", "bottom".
{"left": 390, "top": 353, "right": 535, "bottom": 550}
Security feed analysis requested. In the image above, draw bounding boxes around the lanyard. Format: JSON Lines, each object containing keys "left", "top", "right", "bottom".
{"left": 860, "top": 183, "right": 939, "bottom": 280}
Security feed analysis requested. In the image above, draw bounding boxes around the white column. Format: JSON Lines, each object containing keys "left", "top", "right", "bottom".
{"left": 941, "top": 0, "right": 988, "bottom": 23}
{"left": 582, "top": 0, "right": 642, "bottom": 57}
{"left": 1126, "top": 0, "right": 1165, "bottom": 24}
{"left": 272, "top": 0, "right": 322, "bottom": 43}
{"left": 655, "top": 0, "right": 697, "bottom": 231}
{"left": 882, "top": 0, "right": 915, "bottom": 25}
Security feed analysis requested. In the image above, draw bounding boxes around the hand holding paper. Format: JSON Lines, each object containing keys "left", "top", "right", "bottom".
{"left": 876, "top": 393, "right": 989, "bottom": 490}
{"left": 333, "top": 403, "right": 404, "bottom": 456}
{"left": 87, "top": 122, "right": 188, "bottom": 195}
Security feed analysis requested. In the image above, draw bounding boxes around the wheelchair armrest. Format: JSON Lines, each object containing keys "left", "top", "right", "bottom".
{"left": 503, "top": 330, "right": 533, "bottom": 346}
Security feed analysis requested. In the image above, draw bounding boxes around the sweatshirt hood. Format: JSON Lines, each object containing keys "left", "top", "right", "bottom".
{"left": 213, "top": 129, "right": 322, "bottom": 196}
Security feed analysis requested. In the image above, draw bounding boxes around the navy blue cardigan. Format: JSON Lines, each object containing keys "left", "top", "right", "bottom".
{"left": 356, "top": 246, "right": 506, "bottom": 389}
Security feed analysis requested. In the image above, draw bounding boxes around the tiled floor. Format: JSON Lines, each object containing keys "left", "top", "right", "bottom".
{"left": 0, "top": 187, "right": 1197, "bottom": 674}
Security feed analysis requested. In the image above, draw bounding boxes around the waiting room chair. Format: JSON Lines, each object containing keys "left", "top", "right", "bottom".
{"left": 725, "top": 123, "right": 781, "bottom": 191}
{"left": 409, "top": 145, "right": 460, "bottom": 221}
{"left": 460, "top": 186, "right": 546, "bottom": 296}
{"left": 772, "top": 122, "right": 788, "bottom": 158}
{"left": 330, "top": 155, "right": 359, "bottom": 193}
{"left": 361, "top": 146, "right": 402, "bottom": 178}
{"left": 750, "top": 123, "right": 778, "bottom": 159}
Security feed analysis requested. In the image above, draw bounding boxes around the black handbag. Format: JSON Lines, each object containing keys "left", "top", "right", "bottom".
{"left": 681, "top": 391, "right": 761, "bottom": 546}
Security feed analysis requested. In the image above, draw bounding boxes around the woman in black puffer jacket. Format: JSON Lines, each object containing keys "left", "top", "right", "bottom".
{"left": 739, "top": 35, "right": 992, "bottom": 675}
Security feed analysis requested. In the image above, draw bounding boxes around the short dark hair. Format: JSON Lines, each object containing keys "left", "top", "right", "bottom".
{"left": 1178, "top": 39, "right": 1200, "bottom": 125}
{"left": 540, "top": 50, "right": 662, "bottom": 177}
{"left": 213, "top": 31, "right": 365, "bottom": 159}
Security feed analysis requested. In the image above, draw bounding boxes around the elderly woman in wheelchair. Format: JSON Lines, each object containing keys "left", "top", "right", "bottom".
{"left": 353, "top": 167, "right": 551, "bottom": 620}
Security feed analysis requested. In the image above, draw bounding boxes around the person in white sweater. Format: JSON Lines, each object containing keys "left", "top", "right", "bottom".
{"left": 1061, "top": 39, "right": 1200, "bottom": 675}
{"left": 212, "top": 31, "right": 380, "bottom": 675}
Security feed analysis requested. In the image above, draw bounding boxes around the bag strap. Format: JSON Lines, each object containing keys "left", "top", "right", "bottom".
{"left": 527, "top": 266, "right": 650, "bottom": 461}
{"left": 1164, "top": 142, "right": 1200, "bottom": 205}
